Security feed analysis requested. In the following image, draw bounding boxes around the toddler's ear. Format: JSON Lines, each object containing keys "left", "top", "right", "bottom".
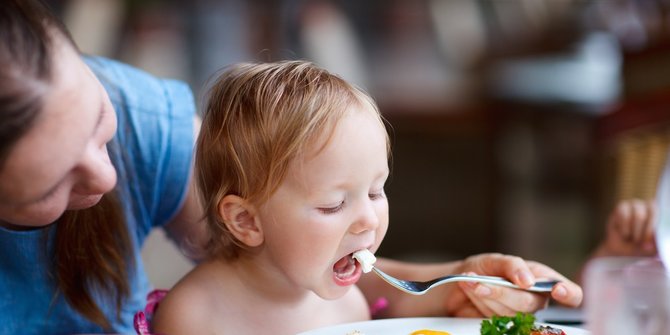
{"left": 218, "top": 195, "right": 263, "bottom": 247}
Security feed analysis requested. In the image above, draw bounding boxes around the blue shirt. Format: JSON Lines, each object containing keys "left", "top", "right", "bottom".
{"left": 0, "top": 57, "right": 195, "bottom": 334}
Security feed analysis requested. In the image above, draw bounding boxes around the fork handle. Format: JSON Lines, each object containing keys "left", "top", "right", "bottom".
{"left": 461, "top": 275, "right": 558, "bottom": 293}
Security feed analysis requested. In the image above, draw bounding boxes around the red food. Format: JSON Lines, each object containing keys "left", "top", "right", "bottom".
{"left": 530, "top": 325, "right": 566, "bottom": 335}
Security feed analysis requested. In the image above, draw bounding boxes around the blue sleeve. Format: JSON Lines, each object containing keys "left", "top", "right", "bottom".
{"left": 85, "top": 56, "right": 195, "bottom": 244}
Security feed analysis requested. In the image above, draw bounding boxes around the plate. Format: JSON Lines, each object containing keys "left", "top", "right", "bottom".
{"left": 297, "top": 317, "right": 590, "bottom": 335}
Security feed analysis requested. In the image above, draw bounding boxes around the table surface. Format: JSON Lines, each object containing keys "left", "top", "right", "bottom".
{"left": 535, "top": 306, "right": 585, "bottom": 329}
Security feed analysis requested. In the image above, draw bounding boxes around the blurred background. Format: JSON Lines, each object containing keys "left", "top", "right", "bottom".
{"left": 50, "top": 0, "right": 670, "bottom": 288}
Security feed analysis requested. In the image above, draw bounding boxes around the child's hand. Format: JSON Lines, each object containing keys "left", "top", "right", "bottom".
{"left": 600, "top": 199, "right": 657, "bottom": 257}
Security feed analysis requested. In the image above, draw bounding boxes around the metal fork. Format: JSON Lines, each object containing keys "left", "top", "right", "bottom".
{"left": 371, "top": 267, "right": 558, "bottom": 295}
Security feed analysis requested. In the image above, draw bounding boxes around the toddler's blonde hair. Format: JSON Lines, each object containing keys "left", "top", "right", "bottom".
{"left": 196, "top": 60, "right": 388, "bottom": 259}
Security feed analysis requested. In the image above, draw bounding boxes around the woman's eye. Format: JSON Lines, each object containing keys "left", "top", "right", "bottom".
{"left": 318, "top": 201, "right": 344, "bottom": 214}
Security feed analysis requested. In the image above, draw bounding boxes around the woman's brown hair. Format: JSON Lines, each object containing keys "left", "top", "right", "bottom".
{"left": 0, "top": 0, "right": 133, "bottom": 330}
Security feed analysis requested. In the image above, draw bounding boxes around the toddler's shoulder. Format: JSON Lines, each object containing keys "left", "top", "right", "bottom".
{"left": 153, "top": 260, "right": 247, "bottom": 333}
{"left": 151, "top": 278, "right": 215, "bottom": 334}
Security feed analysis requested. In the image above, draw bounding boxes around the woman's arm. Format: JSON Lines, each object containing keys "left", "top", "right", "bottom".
{"left": 163, "top": 116, "right": 208, "bottom": 261}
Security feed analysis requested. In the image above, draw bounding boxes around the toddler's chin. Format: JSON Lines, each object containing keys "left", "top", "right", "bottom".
{"left": 316, "top": 284, "right": 353, "bottom": 301}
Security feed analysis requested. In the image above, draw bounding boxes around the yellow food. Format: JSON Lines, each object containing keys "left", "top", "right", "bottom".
{"left": 409, "top": 329, "right": 451, "bottom": 335}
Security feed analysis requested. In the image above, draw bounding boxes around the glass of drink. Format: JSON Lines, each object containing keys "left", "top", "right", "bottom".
{"left": 584, "top": 257, "right": 670, "bottom": 335}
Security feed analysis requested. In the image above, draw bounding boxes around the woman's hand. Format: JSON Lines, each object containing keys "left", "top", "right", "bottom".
{"left": 357, "top": 255, "right": 582, "bottom": 319}
{"left": 446, "top": 253, "right": 583, "bottom": 317}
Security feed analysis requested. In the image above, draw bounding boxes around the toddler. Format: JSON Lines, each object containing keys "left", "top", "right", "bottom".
{"left": 152, "top": 60, "right": 390, "bottom": 334}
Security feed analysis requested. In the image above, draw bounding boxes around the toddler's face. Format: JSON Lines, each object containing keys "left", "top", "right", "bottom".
{"left": 256, "top": 105, "right": 389, "bottom": 299}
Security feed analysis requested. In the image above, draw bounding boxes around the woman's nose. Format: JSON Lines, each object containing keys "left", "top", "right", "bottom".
{"left": 72, "top": 143, "right": 117, "bottom": 195}
{"left": 350, "top": 199, "right": 380, "bottom": 234}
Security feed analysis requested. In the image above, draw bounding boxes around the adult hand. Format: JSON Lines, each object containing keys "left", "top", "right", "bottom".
{"left": 446, "top": 253, "right": 583, "bottom": 317}
{"left": 599, "top": 199, "right": 657, "bottom": 257}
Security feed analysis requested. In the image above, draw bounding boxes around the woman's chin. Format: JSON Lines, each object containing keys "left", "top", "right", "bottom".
{"left": 68, "top": 194, "right": 104, "bottom": 210}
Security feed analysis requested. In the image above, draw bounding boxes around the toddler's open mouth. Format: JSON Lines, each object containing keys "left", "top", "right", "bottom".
{"left": 332, "top": 249, "right": 376, "bottom": 286}
{"left": 333, "top": 253, "right": 358, "bottom": 279}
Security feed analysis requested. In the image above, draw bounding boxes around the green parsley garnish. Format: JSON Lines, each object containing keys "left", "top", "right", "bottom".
{"left": 480, "top": 312, "right": 536, "bottom": 335}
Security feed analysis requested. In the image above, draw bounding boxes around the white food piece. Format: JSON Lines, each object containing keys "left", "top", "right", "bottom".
{"left": 352, "top": 249, "right": 376, "bottom": 273}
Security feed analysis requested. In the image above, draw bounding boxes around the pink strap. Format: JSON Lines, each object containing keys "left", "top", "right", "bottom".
{"left": 369, "top": 297, "right": 389, "bottom": 318}
{"left": 133, "top": 289, "right": 169, "bottom": 335}
{"left": 144, "top": 289, "right": 168, "bottom": 314}
{"left": 133, "top": 311, "right": 150, "bottom": 335}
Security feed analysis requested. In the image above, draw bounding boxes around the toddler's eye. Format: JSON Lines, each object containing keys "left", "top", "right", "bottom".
{"left": 369, "top": 190, "right": 385, "bottom": 200}
{"left": 318, "top": 201, "right": 344, "bottom": 214}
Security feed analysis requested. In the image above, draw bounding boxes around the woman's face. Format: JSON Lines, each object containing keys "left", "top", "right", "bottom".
{"left": 0, "top": 38, "right": 117, "bottom": 228}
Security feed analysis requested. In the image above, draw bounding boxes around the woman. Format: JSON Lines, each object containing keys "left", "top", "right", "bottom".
{"left": 0, "top": 0, "right": 203, "bottom": 333}
{"left": 0, "top": 1, "right": 582, "bottom": 333}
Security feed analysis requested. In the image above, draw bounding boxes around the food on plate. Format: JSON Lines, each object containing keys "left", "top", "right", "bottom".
{"left": 480, "top": 312, "right": 566, "bottom": 335}
{"left": 409, "top": 329, "right": 451, "bottom": 335}
{"left": 529, "top": 325, "right": 566, "bottom": 335}
{"left": 352, "top": 249, "right": 376, "bottom": 273}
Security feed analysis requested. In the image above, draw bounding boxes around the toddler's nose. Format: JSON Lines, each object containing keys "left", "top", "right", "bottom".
{"left": 350, "top": 200, "right": 380, "bottom": 234}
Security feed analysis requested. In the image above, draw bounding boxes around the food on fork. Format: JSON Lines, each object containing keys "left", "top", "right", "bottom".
{"left": 352, "top": 249, "right": 376, "bottom": 273}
